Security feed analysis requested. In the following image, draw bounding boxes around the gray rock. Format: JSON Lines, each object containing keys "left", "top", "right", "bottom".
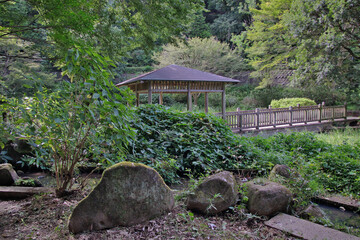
{"left": 187, "top": 171, "right": 237, "bottom": 215}
{"left": 68, "top": 162, "right": 174, "bottom": 234}
{"left": 300, "top": 204, "right": 326, "bottom": 220}
{"left": 0, "top": 163, "right": 19, "bottom": 186}
{"left": 245, "top": 178, "right": 292, "bottom": 217}
{"left": 269, "top": 164, "right": 292, "bottom": 179}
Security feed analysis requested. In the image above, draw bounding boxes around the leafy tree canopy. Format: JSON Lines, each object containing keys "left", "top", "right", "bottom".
{"left": 284, "top": 0, "right": 360, "bottom": 90}
{"left": 204, "top": 0, "right": 257, "bottom": 44}
{"left": 235, "top": 0, "right": 359, "bottom": 92}
{"left": 154, "top": 37, "right": 251, "bottom": 78}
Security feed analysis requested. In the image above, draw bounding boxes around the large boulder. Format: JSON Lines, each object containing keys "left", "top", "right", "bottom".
{"left": 0, "top": 163, "right": 19, "bottom": 186}
{"left": 68, "top": 162, "right": 174, "bottom": 234}
{"left": 187, "top": 171, "right": 237, "bottom": 215}
{"left": 245, "top": 179, "right": 292, "bottom": 217}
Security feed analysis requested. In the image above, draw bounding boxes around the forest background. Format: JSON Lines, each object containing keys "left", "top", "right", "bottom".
{"left": 1, "top": 0, "right": 359, "bottom": 111}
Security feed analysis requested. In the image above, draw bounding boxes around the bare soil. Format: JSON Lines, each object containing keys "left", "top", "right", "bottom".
{"left": 0, "top": 189, "right": 298, "bottom": 240}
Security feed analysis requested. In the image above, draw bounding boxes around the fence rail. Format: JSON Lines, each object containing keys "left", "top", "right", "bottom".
{"left": 215, "top": 104, "right": 347, "bottom": 130}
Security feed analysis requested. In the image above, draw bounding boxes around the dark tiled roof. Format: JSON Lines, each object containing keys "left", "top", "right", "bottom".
{"left": 116, "top": 64, "right": 239, "bottom": 86}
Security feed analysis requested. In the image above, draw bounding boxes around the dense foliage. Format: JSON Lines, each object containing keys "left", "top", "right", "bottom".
{"left": 234, "top": 0, "right": 360, "bottom": 100}
{"left": 154, "top": 37, "right": 251, "bottom": 78}
{"left": 270, "top": 98, "right": 316, "bottom": 108}
{"left": 2, "top": 46, "right": 135, "bottom": 196}
{"left": 125, "top": 105, "right": 360, "bottom": 196}
{"left": 126, "top": 105, "right": 239, "bottom": 183}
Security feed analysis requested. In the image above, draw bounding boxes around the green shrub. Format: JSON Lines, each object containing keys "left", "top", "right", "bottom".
{"left": 270, "top": 98, "right": 316, "bottom": 108}
{"left": 126, "top": 105, "right": 239, "bottom": 183}
{"left": 126, "top": 105, "right": 360, "bottom": 196}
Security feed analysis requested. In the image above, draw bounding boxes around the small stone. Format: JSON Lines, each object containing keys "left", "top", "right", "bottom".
{"left": 269, "top": 164, "right": 292, "bottom": 179}
{"left": 245, "top": 178, "right": 292, "bottom": 217}
{"left": 68, "top": 162, "right": 174, "bottom": 234}
{"left": 187, "top": 171, "right": 238, "bottom": 215}
{"left": 0, "top": 163, "right": 19, "bottom": 186}
{"left": 300, "top": 204, "right": 326, "bottom": 219}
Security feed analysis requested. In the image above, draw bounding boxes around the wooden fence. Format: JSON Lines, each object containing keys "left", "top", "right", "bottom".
{"left": 215, "top": 104, "right": 347, "bottom": 130}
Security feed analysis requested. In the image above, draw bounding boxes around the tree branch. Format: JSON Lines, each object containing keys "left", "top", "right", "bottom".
{"left": 0, "top": 0, "right": 15, "bottom": 3}
{"left": 342, "top": 45, "right": 360, "bottom": 60}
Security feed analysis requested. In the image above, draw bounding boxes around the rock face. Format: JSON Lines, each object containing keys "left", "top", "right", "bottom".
{"left": 245, "top": 179, "right": 292, "bottom": 217}
{"left": 68, "top": 162, "right": 175, "bottom": 234}
{"left": 187, "top": 171, "right": 237, "bottom": 214}
{"left": 269, "top": 164, "right": 292, "bottom": 179}
{"left": 0, "top": 163, "right": 19, "bottom": 186}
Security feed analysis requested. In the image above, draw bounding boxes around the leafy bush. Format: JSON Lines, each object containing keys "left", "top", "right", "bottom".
{"left": 127, "top": 105, "right": 242, "bottom": 182}
{"left": 242, "top": 132, "right": 360, "bottom": 195}
{"left": 270, "top": 98, "right": 316, "bottom": 108}
{"left": 4, "top": 47, "right": 135, "bottom": 197}
{"left": 125, "top": 105, "right": 360, "bottom": 197}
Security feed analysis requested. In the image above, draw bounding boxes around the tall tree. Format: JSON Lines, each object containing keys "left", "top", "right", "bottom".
{"left": 236, "top": 0, "right": 294, "bottom": 88}
{"left": 0, "top": 0, "right": 203, "bottom": 196}
{"left": 284, "top": 0, "right": 360, "bottom": 90}
{"left": 0, "top": 0, "right": 202, "bottom": 87}
{"left": 154, "top": 37, "right": 251, "bottom": 78}
{"left": 204, "top": 0, "right": 254, "bottom": 44}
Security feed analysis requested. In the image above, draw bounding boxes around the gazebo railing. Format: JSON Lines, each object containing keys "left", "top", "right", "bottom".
{"left": 214, "top": 104, "right": 347, "bottom": 130}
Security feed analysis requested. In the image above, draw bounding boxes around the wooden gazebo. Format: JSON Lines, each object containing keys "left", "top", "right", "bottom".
{"left": 116, "top": 65, "right": 239, "bottom": 118}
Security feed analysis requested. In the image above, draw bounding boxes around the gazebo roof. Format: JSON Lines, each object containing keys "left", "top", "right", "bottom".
{"left": 116, "top": 64, "right": 239, "bottom": 86}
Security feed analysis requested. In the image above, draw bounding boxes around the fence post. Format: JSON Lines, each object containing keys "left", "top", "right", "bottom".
{"left": 273, "top": 108, "right": 277, "bottom": 128}
{"left": 318, "top": 104, "right": 322, "bottom": 123}
{"left": 256, "top": 108, "right": 259, "bottom": 130}
{"left": 289, "top": 106, "right": 293, "bottom": 126}
{"left": 332, "top": 105, "right": 335, "bottom": 122}
{"left": 237, "top": 108, "right": 242, "bottom": 130}
{"left": 269, "top": 105, "right": 273, "bottom": 127}
{"left": 344, "top": 102, "right": 347, "bottom": 120}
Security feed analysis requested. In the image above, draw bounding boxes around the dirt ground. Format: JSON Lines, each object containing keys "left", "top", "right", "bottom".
{"left": 0, "top": 189, "right": 299, "bottom": 240}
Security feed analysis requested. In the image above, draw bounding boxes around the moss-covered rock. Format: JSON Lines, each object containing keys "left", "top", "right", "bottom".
{"left": 68, "top": 162, "right": 174, "bottom": 234}
{"left": 0, "top": 163, "right": 19, "bottom": 186}
{"left": 245, "top": 178, "right": 292, "bottom": 217}
{"left": 269, "top": 164, "right": 292, "bottom": 179}
{"left": 187, "top": 171, "right": 237, "bottom": 215}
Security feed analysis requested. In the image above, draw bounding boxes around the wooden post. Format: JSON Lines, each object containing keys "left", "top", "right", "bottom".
{"left": 204, "top": 92, "right": 209, "bottom": 113}
{"left": 159, "top": 92, "right": 163, "bottom": 105}
{"left": 344, "top": 102, "right": 347, "bottom": 120}
{"left": 305, "top": 108, "right": 308, "bottom": 124}
{"left": 148, "top": 82, "right": 152, "bottom": 104}
{"left": 221, "top": 83, "right": 226, "bottom": 119}
{"left": 269, "top": 105, "right": 273, "bottom": 127}
{"left": 318, "top": 104, "right": 322, "bottom": 123}
{"left": 237, "top": 108, "right": 242, "bottom": 130}
{"left": 289, "top": 106, "right": 293, "bottom": 126}
{"left": 256, "top": 108, "right": 259, "bottom": 130}
{"left": 135, "top": 83, "right": 139, "bottom": 107}
{"left": 136, "top": 93, "right": 140, "bottom": 107}
{"left": 187, "top": 82, "right": 192, "bottom": 111}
